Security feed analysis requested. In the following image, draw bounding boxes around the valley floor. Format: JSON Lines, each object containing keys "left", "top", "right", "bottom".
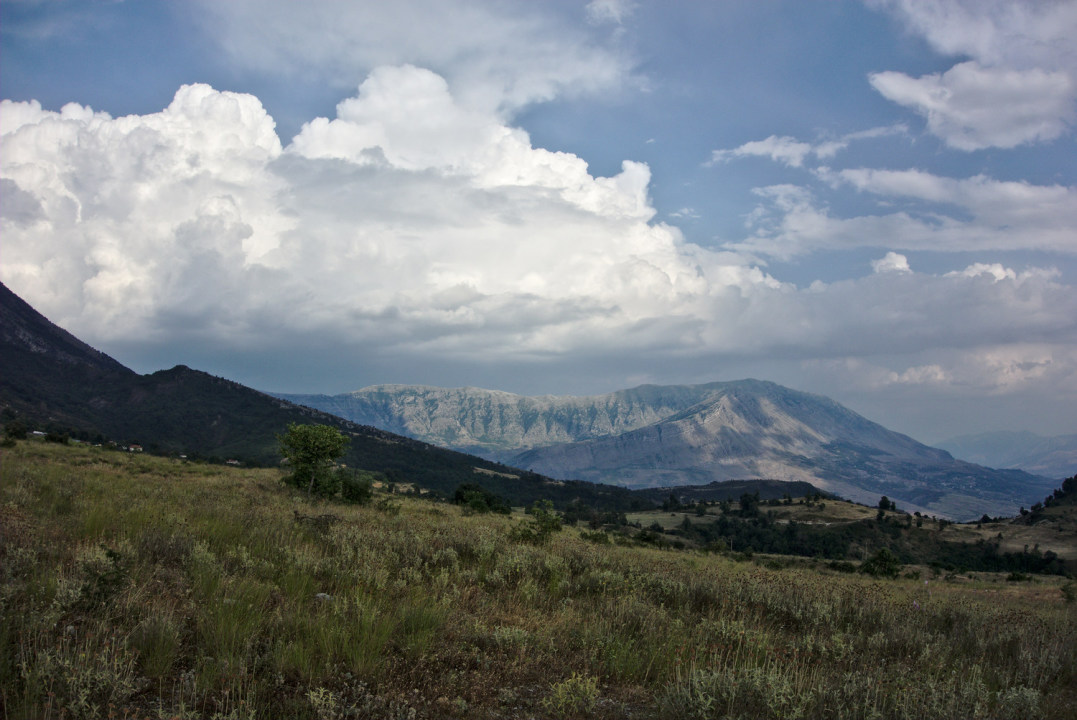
{"left": 2, "top": 441, "right": 1075, "bottom": 719}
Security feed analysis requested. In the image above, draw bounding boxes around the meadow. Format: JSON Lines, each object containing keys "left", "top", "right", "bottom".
{"left": 1, "top": 440, "right": 1075, "bottom": 719}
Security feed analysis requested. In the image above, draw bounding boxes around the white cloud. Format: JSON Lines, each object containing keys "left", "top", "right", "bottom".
{"left": 869, "top": 0, "right": 1077, "bottom": 69}
{"left": 872, "top": 252, "right": 911, "bottom": 274}
{"left": 710, "top": 135, "right": 814, "bottom": 168}
{"left": 868, "top": 0, "right": 1077, "bottom": 149}
{"left": 710, "top": 125, "right": 907, "bottom": 168}
{"left": 193, "top": 0, "right": 634, "bottom": 117}
{"left": 737, "top": 169, "right": 1077, "bottom": 257}
{"left": 831, "top": 168, "right": 1077, "bottom": 229}
{"left": 869, "top": 62, "right": 1074, "bottom": 150}
{"left": 811, "top": 343, "right": 1074, "bottom": 397}
{"left": 3, "top": 73, "right": 1075, "bottom": 409}
{"left": 946, "top": 263, "right": 1017, "bottom": 282}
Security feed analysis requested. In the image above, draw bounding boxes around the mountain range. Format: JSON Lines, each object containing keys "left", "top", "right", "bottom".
{"left": 277, "top": 383, "right": 1058, "bottom": 520}
{"left": 2, "top": 280, "right": 1060, "bottom": 521}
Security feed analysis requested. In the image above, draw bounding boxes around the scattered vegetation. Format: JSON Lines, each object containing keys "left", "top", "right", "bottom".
{"left": 1, "top": 440, "right": 1075, "bottom": 718}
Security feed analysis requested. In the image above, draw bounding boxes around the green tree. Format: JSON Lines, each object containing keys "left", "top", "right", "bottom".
{"left": 278, "top": 423, "right": 349, "bottom": 496}
{"left": 860, "top": 547, "right": 902, "bottom": 578}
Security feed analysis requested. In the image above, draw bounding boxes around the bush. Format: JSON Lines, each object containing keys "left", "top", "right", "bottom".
{"left": 1061, "top": 580, "right": 1077, "bottom": 605}
{"left": 860, "top": 547, "right": 902, "bottom": 578}
{"left": 453, "top": 482, "right": 511, "bottom": 514}
{"left": 579, "top": 529, "right": 611, "bottom": 545}
{"left": 3, "top": 419, "right": 28, "bottom": 440}
{"left": 340, "top": 470, "right": 374, "bottom": 505}
{"left": 542, "top": 673, "right": 599, "bottom": 718}
{"left": 510, "top": 500, "right": 562, "bottom": 545}
{"left": 659, "top": 666, "right": 807, "bottom": 720}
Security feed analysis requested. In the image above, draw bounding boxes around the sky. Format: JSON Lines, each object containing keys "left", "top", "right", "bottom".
{"left": 2, "top": 0, "right": 1075, "bottom": 445}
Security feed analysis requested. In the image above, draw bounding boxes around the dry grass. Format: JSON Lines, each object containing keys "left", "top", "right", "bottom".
{"left": 1, "top": 440, "right": 1075, "bottom": 719}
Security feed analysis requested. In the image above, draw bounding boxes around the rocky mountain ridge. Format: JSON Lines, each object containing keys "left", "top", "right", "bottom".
{"left": 275, "top": 382, "right": 719, "bottom": 457}
{"left": 276, "top": 380, "right": 1056, "bottom": 520}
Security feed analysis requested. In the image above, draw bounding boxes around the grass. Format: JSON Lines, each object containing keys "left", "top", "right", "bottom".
{"left": 1, "top": 440, "right": 1075, "bottom": 718}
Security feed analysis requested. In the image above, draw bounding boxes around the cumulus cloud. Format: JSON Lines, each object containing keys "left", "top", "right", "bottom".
{"left": 868, "top": 0, "right": 1077, "bottom": 149}
{"left": 2, "top": 71, "right": 1075, "bottom": 406}
{"left": 872, "top": 252, "right": 911, "bottom": 274}
{"left": 193, "top": 0, "right": 634, "bottom": 116}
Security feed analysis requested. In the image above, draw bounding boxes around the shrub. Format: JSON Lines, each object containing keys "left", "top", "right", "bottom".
{"left": 510, "top": 500, "right": 562, "bottom": 545}
{"left": 659, "top": 666, "right": 807, "bottom": 720}
{"left": 543, "top": 673, "right": 599, "bottom": 718}
{"left": 994, "top": 686, "right": 1044, "bottom": 719}
{"left": 2, "top": 419, "right": 28, "bottom": 440}
{"left": 453, "top": 482, "right": 510, "bottom": 514}
{"left": 860, "top": 547, "right": 902, "bottom": 578}
{"left": 580, "top": 529, "right": 611, "bottom": 545}
{"left": 1062, "top": 580, "right": 1077, "bottom": 604}
{"left": 340, "top": 470, "right": 373, "bottom": 505}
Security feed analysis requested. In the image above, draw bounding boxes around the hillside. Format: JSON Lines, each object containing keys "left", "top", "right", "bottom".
{"left": 627, "top": 489, "right": 1075, "bottom": 571}
{"left": 279, "top": 380, "right": 1055, "bottom": 521}
{"left": 2, "top": 440, "right": 1075, "bottom": 719}
{"left": 938, "top": 431, "right": 1077, "bottom": 480}
{"left": 0, "top": 282, "right": 647, "bottom": 511}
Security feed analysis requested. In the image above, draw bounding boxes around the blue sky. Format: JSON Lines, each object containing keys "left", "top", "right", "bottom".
{"left": 2, "top": 0, "right": 1075, "bottom": 444}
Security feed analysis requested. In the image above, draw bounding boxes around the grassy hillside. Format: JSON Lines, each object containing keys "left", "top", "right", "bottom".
{"left": 624, "top": 493, "right": 1077, "bottom": 571}
{"left": 2, "top": 441, "right": 1076, "bottom": 719}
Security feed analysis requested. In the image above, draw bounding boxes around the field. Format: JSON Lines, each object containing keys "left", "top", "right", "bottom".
{"left": 629, "top": 495, "right": 1077, "bottom": 562}
{"left": 2, "top": 441, "right": 1076, "bottom": 719}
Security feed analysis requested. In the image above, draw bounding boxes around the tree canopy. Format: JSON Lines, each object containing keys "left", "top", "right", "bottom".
{"left": 278, "top": 423, "right": 349, "bottom": 495}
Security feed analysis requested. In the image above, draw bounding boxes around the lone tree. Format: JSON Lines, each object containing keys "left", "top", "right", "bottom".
{"left": 278, "top": 423, "right": 349, "bottom": 495}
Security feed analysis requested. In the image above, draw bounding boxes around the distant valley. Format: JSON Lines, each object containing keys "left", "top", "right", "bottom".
{"left": 277, "top": 382, "right": 1058, "bottom": 520}
{"left": 937, "top": 431, "right": 1077, "bottom": 481}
